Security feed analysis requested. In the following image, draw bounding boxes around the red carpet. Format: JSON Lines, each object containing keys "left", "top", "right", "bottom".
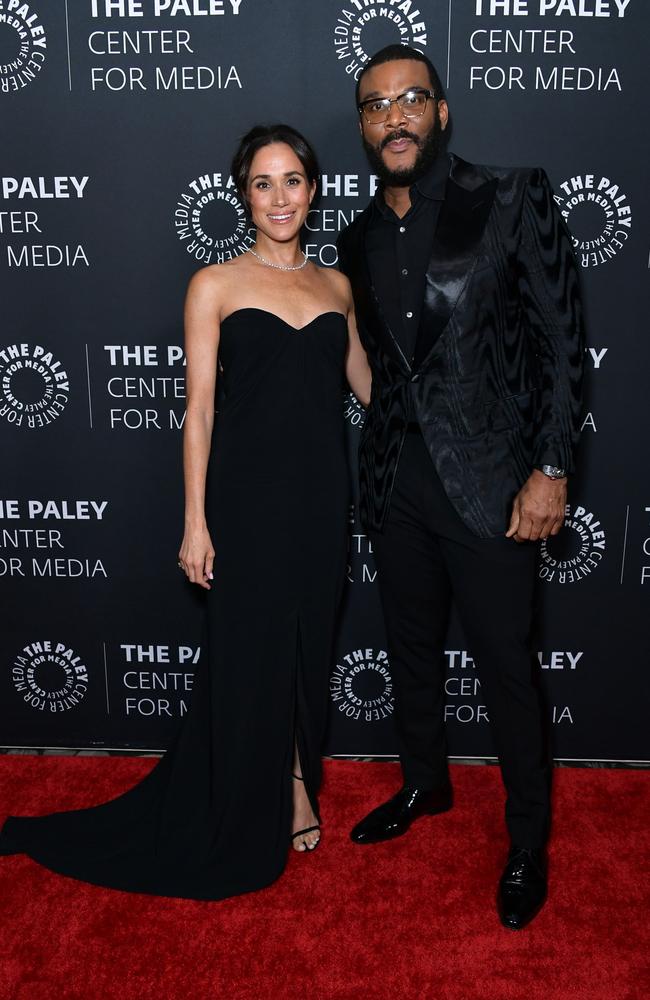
{"left": 0, "top": 758, "right": 648, "bottom": 1000}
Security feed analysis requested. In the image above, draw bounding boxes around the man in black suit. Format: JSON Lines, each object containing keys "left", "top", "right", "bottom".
{"left": 337, "top": 44, "right": 585, "bottom": 930}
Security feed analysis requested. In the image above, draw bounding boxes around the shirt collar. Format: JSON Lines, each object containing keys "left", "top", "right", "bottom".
{"left": 373, "top": 151, "right": 450, "bottom": 219}
{"left": 414, "top": 151, "right": 450, "bottom": 200}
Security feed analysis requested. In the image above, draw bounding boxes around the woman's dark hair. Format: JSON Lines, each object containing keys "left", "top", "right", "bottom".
{"left": 231, "top": 124, "right": 320, "bottom": 211}
{"left": 355, "top": 44, "right": 447, "bottom": 107}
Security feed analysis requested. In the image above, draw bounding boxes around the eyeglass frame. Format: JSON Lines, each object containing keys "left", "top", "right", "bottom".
{"left": 357, "top": 87, "right": 436, "bottom": 124}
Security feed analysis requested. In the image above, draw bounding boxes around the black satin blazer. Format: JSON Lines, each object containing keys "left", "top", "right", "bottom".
{"left": 337, "top": 154, "right": 585, "bottom": 539}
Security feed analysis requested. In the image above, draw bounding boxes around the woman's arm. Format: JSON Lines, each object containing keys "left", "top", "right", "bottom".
{"left": 342, "top": 280, "right": 371, "bottom": 408}
{"left": 178, "top": 268, "right": 221, "bottom": 589}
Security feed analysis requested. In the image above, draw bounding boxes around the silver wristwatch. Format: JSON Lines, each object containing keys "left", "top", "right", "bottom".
{"left": 538, "top": 464, "right": 567, "bottom": 480}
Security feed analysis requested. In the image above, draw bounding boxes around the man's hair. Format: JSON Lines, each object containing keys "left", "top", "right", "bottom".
{"left": 231, "top": 124, "right": 319, "bottom": 211}
{"left": 355, "top": 45, "right": 447, "bottom": 108}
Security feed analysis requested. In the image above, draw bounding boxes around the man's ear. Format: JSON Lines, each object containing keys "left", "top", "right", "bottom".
{"left": 438, "top": 99, "right": 449, "bottom": 132}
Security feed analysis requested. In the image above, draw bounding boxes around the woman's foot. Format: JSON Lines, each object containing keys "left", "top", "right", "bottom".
{"left": 291, "top": 773, "right": 321, "bottom": 852}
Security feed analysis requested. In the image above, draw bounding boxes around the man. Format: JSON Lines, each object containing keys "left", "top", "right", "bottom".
{"left": 337, "top": 44, "right": 584, "bottom": 930}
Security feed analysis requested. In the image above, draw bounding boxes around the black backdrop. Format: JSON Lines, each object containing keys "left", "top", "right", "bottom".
{"left": 1, "top": 0, "right": 648, "bottom": 763}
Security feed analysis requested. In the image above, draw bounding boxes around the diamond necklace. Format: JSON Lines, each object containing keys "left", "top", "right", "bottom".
{"left": 247, "top": 247, "right": 308, "bottom": 271}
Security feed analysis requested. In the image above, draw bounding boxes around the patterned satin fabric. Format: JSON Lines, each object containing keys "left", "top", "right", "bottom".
{"left": 338, "top": 154, "right": 585, "bottom": 539}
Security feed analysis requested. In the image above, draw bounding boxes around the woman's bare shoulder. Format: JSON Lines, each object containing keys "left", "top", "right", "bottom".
{"left": 187, "top": 260, "right": 233, "bottom": 295}
{"left": 315, "top": 263, "right": 353, "bottom": 309}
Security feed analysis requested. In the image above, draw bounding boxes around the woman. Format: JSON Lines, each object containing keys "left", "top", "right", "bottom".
{"left": 0, "top": 125, "right": 371, "bottom": 900}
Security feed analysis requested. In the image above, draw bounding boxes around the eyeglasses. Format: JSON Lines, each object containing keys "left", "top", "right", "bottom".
{"left": 358, "top": 88, "right": 435, "bottom": 125}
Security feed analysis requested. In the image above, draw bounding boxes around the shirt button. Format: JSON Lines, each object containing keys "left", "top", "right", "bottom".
{"left": 406, "top": 311, "right": 413, "bottom": 319}
{"left": 399, "top": 226, "right": 406, "bottom": 233}
{"left": 401, "top": 268, "right": 408, "bottom": 276}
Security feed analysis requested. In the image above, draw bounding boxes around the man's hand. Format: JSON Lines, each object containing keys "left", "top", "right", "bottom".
{"left": 506, "top": 469, "right": 567, "bottom": 543}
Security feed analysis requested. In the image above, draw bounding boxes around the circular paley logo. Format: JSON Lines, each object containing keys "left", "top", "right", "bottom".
{"left": 0, "top": 2, "right": 47, "bottom": 93}
{"left": 0, "top": 343, "right": 69, "bottom": 429}
{"left": 343, "top": 390, "right": 366, "bottom": 430}
{"left": 12, "top": 641, "right": 89, "bottom": 713}
{"left": 555, "top": 173, "right": 632, "bottom": 268}
{"left": 173, "top": 172, "right": 255, "bottom": 264}
{"left": 330, "top": 647, "right": 394, "bottom": 723}
{"left": 539, "top": 504, "right": 606, "bottom": 585}
{"left": 333, "top": 1, "right": 428, "bottom": 81}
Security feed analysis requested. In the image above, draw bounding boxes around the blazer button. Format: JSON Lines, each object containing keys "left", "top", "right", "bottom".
{"left": 410, "top": 374, "right": 420, "bottom": 383}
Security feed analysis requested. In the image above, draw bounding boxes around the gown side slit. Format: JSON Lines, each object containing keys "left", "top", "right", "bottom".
{"left": 0, "top": 308, "right": 349, "bottom": 900}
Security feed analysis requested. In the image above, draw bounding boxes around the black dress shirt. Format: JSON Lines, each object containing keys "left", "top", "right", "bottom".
{"left": 366, "top": 153, "right": 450, "bottom": 363}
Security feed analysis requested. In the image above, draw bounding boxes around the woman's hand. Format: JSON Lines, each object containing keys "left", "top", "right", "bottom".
{"left": 178, "top": 525, "right": 215, "bottom": 590}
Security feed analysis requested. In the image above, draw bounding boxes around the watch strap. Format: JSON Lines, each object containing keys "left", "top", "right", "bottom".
{"left": 537, "top": 464, "right": 567, "bottom": 480}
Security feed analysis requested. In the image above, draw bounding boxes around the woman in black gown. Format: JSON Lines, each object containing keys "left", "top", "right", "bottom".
{"left": 0, "top": 125, "right": 371, "bottom": 900}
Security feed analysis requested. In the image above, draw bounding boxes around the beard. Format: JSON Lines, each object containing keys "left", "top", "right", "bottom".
{"left": 363, "top": 115, "right": 446, "bottom": 188}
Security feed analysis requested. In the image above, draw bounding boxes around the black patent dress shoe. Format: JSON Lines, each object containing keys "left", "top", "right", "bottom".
{"left": 350, "top": 784, "right": 453, "bottom": 845}
{"left": 497, "top": 846, "right": 548, "bottom": 930}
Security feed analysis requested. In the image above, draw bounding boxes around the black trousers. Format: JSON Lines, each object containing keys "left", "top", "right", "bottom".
{"left": 370, "top": 429, "right": 550, "bottom": 848}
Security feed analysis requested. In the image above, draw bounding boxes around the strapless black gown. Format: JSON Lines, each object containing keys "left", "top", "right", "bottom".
{"left": 0, "top": 308, "right": 350, "bottom": 900}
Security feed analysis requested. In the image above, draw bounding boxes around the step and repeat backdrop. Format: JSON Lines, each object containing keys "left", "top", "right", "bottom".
{"left": 1, "top": 1, "right": 648, "bottom": 762}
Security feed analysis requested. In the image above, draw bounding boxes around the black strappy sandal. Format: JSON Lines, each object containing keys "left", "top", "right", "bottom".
{"left": 291, "top": 773, "right": 321, "bottom": 852}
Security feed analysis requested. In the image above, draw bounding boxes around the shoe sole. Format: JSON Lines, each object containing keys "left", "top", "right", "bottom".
{"left": 350, "top": 799, "right": 453, "bottom": 845}
{"left": 497, "top": 894, "right": 547, "bottom": 930}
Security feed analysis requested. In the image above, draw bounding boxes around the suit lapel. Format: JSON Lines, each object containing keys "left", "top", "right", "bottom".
{"left": 350, "top": 209, "right": 412, "bottom": 373}
{"left": 363, "top": 250, "right": 412, "bottom": 373}
{"left": 413, "top": 161, "right": 498, "bottom": 369}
